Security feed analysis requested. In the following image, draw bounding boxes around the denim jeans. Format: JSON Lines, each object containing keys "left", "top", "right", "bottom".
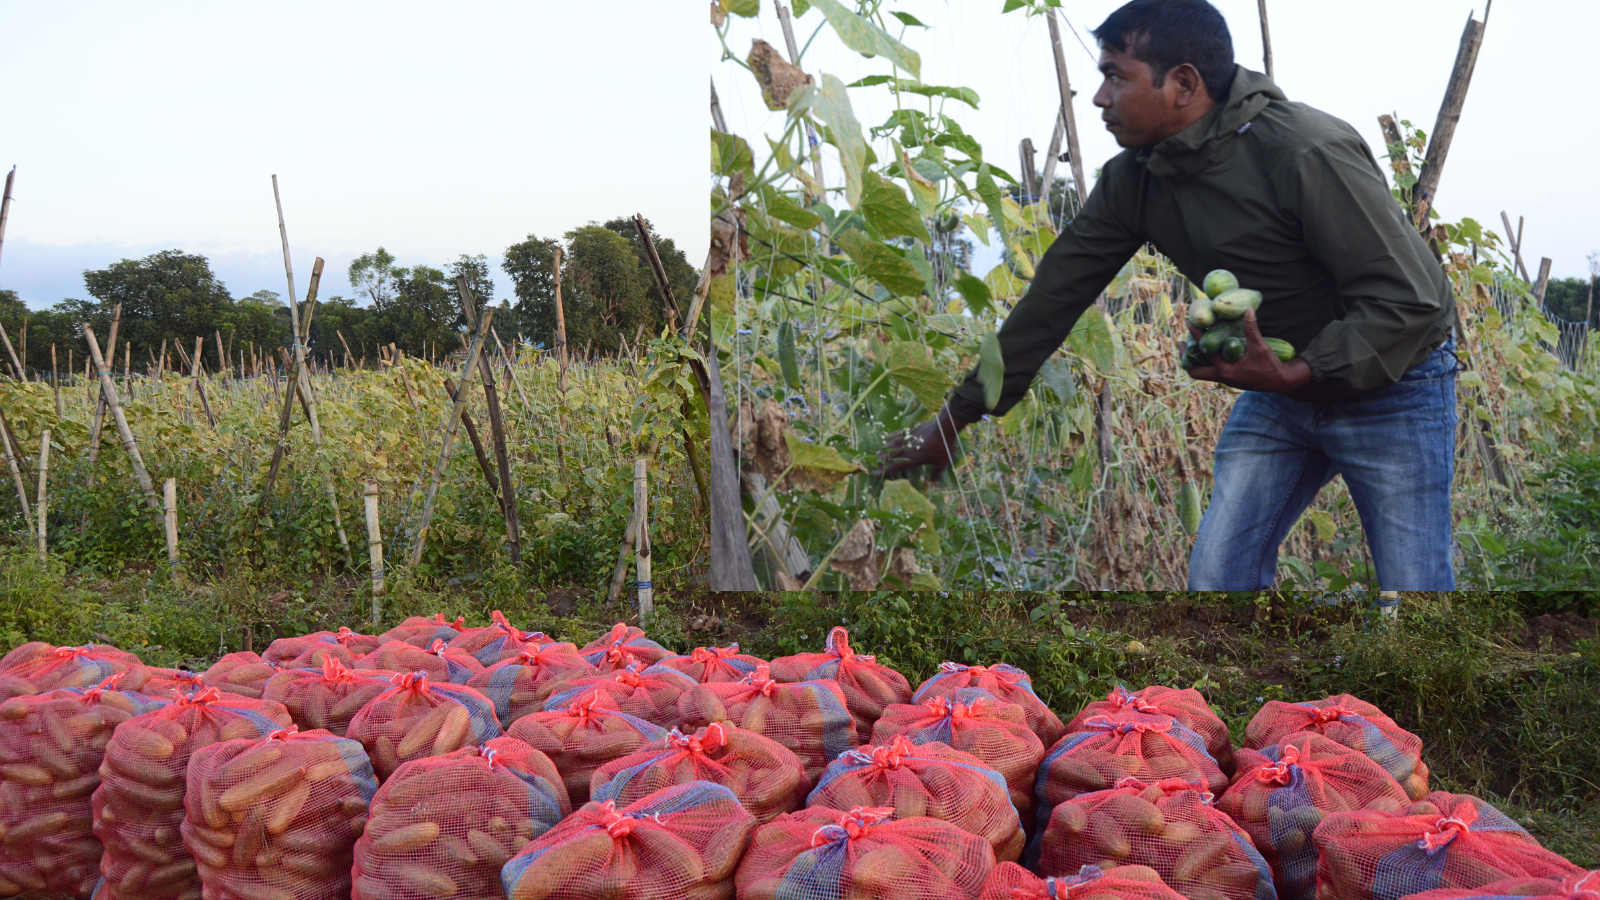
{"left": 1187, "top": 339, "right": 1458, "bottom": 590}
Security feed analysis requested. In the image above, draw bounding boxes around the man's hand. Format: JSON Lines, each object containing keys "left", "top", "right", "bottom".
{"left": 877, "top": 404, "right": 972, "bottom": 479}
{"left": 1187, "top": 308, "right": 1313, "bottom": 394}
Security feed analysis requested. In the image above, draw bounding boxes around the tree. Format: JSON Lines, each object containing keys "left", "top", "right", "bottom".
{"left": 601, "top": 216, "right": 698, "bottom": 333}
{"left": 446, "top": 254, "right": 494, "bottom": 310}
{"left": 500, "top": 235, "right": 563, "bottom": 347}
{"left": 308, "top": 296, "right": 372, "bottom": 366}
{"left": 367, "top": 265, "right": 458, "bottom": 358}
{"left": 81, "top": 250, "right": 235, "bottom": 354}
{"left": 215, "top": 291, "right": 291, "bottom": 353}
{"left": 348, "top": 247, "right": 400, "bottom": 307}
{"left": 561, "top": 225, "right": 656, "bottom": 356}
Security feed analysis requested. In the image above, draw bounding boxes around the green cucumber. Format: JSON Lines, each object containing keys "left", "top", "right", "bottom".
{"left": 1203, "top": 269, "right": 1239, "bottom": 298}
{"left": 777, "top": 320, "right": 801, "bottom": 388}
{"left": 1263, "top": 337, "right": 1296, "bottom": 362}
{"left": 1211, "top": 288, "right": 1263, "bottom": 320}
{"left": 1179, "top": 481, "right": 1203, "bottom": 535}
{"left": 1197, "top": 319, "right": 1242, "bottom": 357}
{"left": 1186, "top": 295, "right": 1216, "bottom": 329}
{"left": 1221, "top": 336, "right": 1247, "bottom": 363}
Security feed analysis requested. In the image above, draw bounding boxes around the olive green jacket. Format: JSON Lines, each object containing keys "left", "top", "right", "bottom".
{"left": 949, "top": 66, "right": 1456, "bottom": 421}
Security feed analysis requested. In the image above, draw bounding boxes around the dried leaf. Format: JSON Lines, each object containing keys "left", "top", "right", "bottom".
{"left": 829, "top": 519, "right": 881, "bottom": 590}
{"left": 747, "top": 39, "right": 814, "bottom": 111}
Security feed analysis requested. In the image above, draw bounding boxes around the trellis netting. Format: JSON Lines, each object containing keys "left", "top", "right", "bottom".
{"left": 1245, "top": 696, "right": 1428, "bottom": 800}
{"left": 262, "top": 655, "right": 394, "bottom": 737}
{"left": 914, "top": 662, "right": 1067, "bottom": 750}
{"left": 1395, "top": 871, "right": 1600, "bottom": 900}
{"left": 653, "top": 644, "right": 768, "bottom": 684}
{"left": 1312, "top": 799, "right": 1583, "bottom": 900}
{"left": 871, "top": 689, "right": 1045, "bottom": 828}
{"left": 448, "top": 610, "right": 559, "bottom": 666}
{"left": 352, "top": 737, "right": 571, "bottom": 900}
{"left": 180, "top": 726, "right": 379, "bottom": 900}
{"left": 345, "top": 673, "right": 501, "bottom": 781}
{"left": 979, "top": 862, "right": 1195, "bottom": 900}
{"left": 590, "top": 721, "right": 809, "bottom": 825}
{"left": 1218, "top": 733, "right": 1413, "bottom": 900}
{"left": 501, "top": 781, "right": 756, "bottom": 900}
{"left": 356, "top": 639, "right": 483, "bottom": 685}
{"left": 378, "top": 614, "right": 468, "bottom": 649}
{"left": 92, "top": 686, "right": 293, "bottom": 900}
{"left": 1069, "top": 686, "right": 1233, "bottom": 774}
{"left": 541, "top": 662, "right": 699, "bottom": 729}
{"left": 809, "top": 735, "right": 1025, "bottom": 863}
{"left": 465, "top": 643, "right": 597, "bottom": 727}
{"left": 506, "top": 689, "right": 670, "bottom": 806}
{"left": 579, "top": 623, "right": 676, "bottom": 672}
{"left": 0, "top": 676, "right": 159, "bottom": 898}
{"left": 735, "top": 804, "right": 997, "bottom": 900}
{"left": 770, "top": 627, "right": 914, "bottom": 743}
{"left": 677, "top": 664, "right": 858, "bottom": 786}
{"left": 1038, "top": 777, "right": 1277, "bottom": 900}
{"left": 202, "top": 652, "right": 277, "bottom": 700}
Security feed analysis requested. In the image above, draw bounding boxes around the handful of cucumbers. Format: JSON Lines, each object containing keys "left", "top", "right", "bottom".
{"left": 1179, "top": 269, "right": 1294, "bottom": 370}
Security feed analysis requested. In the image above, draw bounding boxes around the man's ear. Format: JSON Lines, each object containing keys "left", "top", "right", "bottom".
{"left": 1170, "top": 63, "right": 1209, "bottom": 107}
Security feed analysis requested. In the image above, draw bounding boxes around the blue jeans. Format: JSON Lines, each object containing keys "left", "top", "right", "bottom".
{"left": 1187, "top": 340, "right": 1458, "bottom": 590}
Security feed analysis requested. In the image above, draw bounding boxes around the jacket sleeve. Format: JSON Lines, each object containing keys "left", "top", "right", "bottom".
{"left": 1288, "top": 138, "right": 1456, "bottom": 400}
{"left": 948, "top": 173, "right": 1143, "bottom": 422}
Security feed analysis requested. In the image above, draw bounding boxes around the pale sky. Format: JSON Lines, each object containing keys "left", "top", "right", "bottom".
{"left": 0, "top": 1, "right": 701, "bottom": 310}
{"left": 714, "top": 0, "right": 1599, "bottom": 285}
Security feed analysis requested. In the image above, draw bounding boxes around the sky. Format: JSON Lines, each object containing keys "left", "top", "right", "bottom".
{"left": 714, "top": 0, "right": 1600, "bottom": 283}
{"left": 0, "top": 1, "right": 702, "bottom": 310}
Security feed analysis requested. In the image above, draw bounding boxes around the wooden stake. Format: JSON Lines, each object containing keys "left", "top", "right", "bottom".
{"left": 632, "top": 214, "right": 681, "bottom": 332}
{"left": 491, "top": 327, "right": 534, "bottom": 412}
{"left": 443, "top": 375, "right": 501, "bottom": 502}
{"left": 408, "top": 307, "right": 494, "bottom": 567}
{"left": 364, "top": 481, "right": 383, "bottom": 619}
{"left": 192, "top": 336, "right": 216, "bottom": 427}
{"left": 1018, "top": 138, "right": 1038, "bottom": 204}
{"left": 1500, "top": 211, "right": 1530, "bottom": 282}
{"left": 35, "top": 430, "right": 49, "bottom": 562}
{"left": 457, "top": 276, "right": 521, "bottom": 564}
{"left": 607, "top": 498, "right": 641, "bottom": 604}
{"left": 0, "top": 167, "right": 14, "bottom": 268}
{"left": 633, "top": 458, "right": 652, "bottom": 622}
{"left": 393, "top": 345, "right": 421, "bottom": 415}
{"left": 0, "top": 323, "right": 23, "bottom": 381}
{"left": 0, "top": 408, "right": 32, "bottom": 532}
{"left": 336, "top": 329, "right": 354, "bottom": 369}
{"left": 273, "top": 175, "right": 300, "bottom": 334}
{"left": 157, "top": 338, "right": 167, "bottom": 380}
{"left": 1411, "top": 9, "right": 1489, "bottom": 231}
{"left": 1257, "top": 0, "right": 1274, "bottom": 81}
{"left": 553, "top": 247, "right": 569, "bottom": 393}
{"left": 82, "top": 324, "right": 161, "bottom": 517}
{"left": 1533, "top": 257, "right": 1553, "bottom": 305}
{"left": 706, "top": 332, "right": 758, "bottom": 589}
{"left": 163, "top": 477, "right": 179, "bottom": 574}
{"left": 51, "top": 344, "right": 62, "bottom": 418}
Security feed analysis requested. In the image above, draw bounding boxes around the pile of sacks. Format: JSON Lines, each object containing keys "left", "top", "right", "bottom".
{"left": 0, "top": 619, "right": 1589, "bottom": 900}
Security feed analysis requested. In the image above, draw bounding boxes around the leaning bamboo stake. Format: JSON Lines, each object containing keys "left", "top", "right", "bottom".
{"left": 364, "top": 482, "right": 384, "bottom": 622}
{"left": 51, "top": 344, "right": 62, "bottom": 418}
{"left": 457, "top": 276, "right": 521, "bottom": 565}
{"left": 0, "top": 166, "right": 13, "bottom": 268}
{"left": 191, "top": 336, "right": 216, "bottom": 427}
{"left": 82, "top": 325, "right": 161, "bottom": 516}
{"left": 392, "top": 344, "right": 422, "bottom": 415}
{"left": 163, "top": 477, "right": 179, "bottom": 575}
{"left": 553, "top": 248, "right": 569, "bottom": 394}
{"left": 1411, "top": 7, "right": 1490, "bottom": 230}
{"left": 407, "top": 307, "right": 493, "bottom": 567}
{"left": 1256, "top": 0, "right": 1274, "bottom": 81}
{"left": 35, "top": 430, "right": 49, "bottom": 562}
{"left": 443, "top": 376, "right": 501, "bottom": 502}
{"left": 0, "top": 323, "right": 23, "bottom": 381}
{"left": 607, "top": 501, "right": 641, "bottom": 604}
{"left": 633, "top": 458, "right": 652, "bottom": 623}
{"left": 0, "top": 408, "right": 31, "bottom": 531}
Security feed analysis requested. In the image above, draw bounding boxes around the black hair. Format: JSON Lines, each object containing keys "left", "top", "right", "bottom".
{"left": 1091, "top": 0, "right": 1237, "bottom": 102}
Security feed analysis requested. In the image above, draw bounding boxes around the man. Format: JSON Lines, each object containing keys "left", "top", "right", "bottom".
{"left": 880, "top": 0, "right": 1459, "bottom": 589}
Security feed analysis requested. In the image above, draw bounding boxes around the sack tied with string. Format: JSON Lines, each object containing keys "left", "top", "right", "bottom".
{"left": 506, "top": 689, "right": 669, "bottom": 805}
{"left": 677, "top": 663, "right": 857, "bottom": 786}
{"left": 809, "top": 735, "right": 1025, "bottom": 863}
{"left": 181, "top": 726, "right": 379, "bottom": 900}
{"left": 1070, "top": 686, "right": 1234, "bottom": 774}
{"left": 447, "top": 610, "right": 559, "bottom": 666}
{"left": 0, "top": 676, "right": 160, "bottom": 898}
{"left": 579, "top": 623, "right": 676, "bottom": 672}
{"left": 653, "top": 644, "right": 767, "bottom": 684}
{"left": 262, "top": 655, "right": 394, "bottom": 737}
{"left": 980, "top": 862, "right": 1196, "bottom": 900}
{"left": 542, "top": 662, "right": 697, "bottom": 729}
{"left": 735, "top": 804, "right": 997, "bottom": 900}
{"left": 871, "top": 689, "right": 1045, "bottom": 827}
{"left": 1246, "top": 695, "right": 1429, "bottom": 800}
{"left": 2, "top": 644, "right": 143, "bottom": 694}
{"left": 1039, "top": 777, "right": 1277, "bottom": 900}
{"left": 92, "top": 686, "right": 294, "bottom": 900}
{"left": 1395, "top": 871, "right": 1600, "bottom": 900}
{"left": 769, "top": 627, "right": 913, "bottom": 743}
{"left": 1219, "top": 732, "right": 1413, "bottom": 900}
{"left": 914, "top": 662, "right": 1067, "bottom": 749}
{"left": 1312, "top": 798, "right": 1584, "bottom": 900}
{"left": 352, "top": 737, "right": 571, "bottom": 900}
{"left": 281, "top": 627, "right": 384, "bottom": 670}
{"left": 202, "top": 653, "right": 278, "bottom": 700}
{"left": 378, "top": 614, "right": 467, "bottom": 649}
{"left": 590, "top": 721, "right": 808, "bottom": 825}
{"left": 465, "top": 642, "right": 596, "bottom": 728}
{"left": 345, "top": 673, "right": 501, "bottom": 781}
{"left": 502, "top": 780, "right": 756, "bottom": 900}
{"left": 126, "top": 667, "right": 208, "bottom": 699}
{"left": 356, "top": 639, "right": 483, "bottom": 685}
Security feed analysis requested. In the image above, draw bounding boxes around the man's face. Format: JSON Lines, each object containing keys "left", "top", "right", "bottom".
{"left": 1093, "top": 45, "right": 1191, "bottom": 150}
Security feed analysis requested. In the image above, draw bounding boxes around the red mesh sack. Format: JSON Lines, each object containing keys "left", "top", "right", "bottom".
{"left": 590, "top": 721, "right": 808, "bottom": 825}
{"left": 352, "top": 737, "right": 571, "bottom": 900}
{"left": 0, "top": 675, "right": 36, "bottom": 703}
{"left": 125, "top": 666, "right": 208, "bottom": 698}
{"left": 345, "top": 672, "right": 502, "bottom": 781}
{"left": 542, "top": 661, "right": 697, "bottom": 728}
{"left": 180, "top": 726, "right": 379, "bottom": 900}
{"left": 1312, "top": 799, "right": 1583, "bottom": 900}
{"left": 1406, "top": 793, "right": 1514, "bottom": 820}
{"left": 3, "top": 644, "right": 143, "bottom": 693}
{"left": 503, "top": 780, "right": 756, "bottom": 899}
{"left": 769, "top": 626, "right": 914, "bottom": 743}
{"left": 915, "top": 662, "right": 1067, "bottom": 749}
{"left": 262, "top": 655, "right": 395, "bottom": 736}
{"left": 1396, "top": 871, "right": 1600, "bottom": 900}
{"left": 870, "top": 689, "right": 1045, "bottom": 827}
{"left": 466, "top": 643, "right": 596, "bottom": 727}
{"left": 0, "top": 676, "right": 157, "bottom": 898}
{"left": 506, "top": 689, "right": 670, "bottom": 805}
{"left": 0, "top": 640, "right": 58, "bottom": 672}
{"left": 653, "top": 643, "right": 767, "bottom": 683}
{"left": 1039, "top": 777, "right": 1277, "bottom": 900}
{"left": 356, "top": 639, "right": 484, "bottom": 684}
{"left": 677, "top": 664, "right": 858, "bottom": 785}
{"left": 735, "top": 804, "right": 997, "bottom": 900}
{"left": 92, "top": 686, "right": 294, "bottom": 900}
{"left": 378, "top": 613, "right": 467, "bottom": 649}
{"left": 1219, "top": 733, "right": 1413, "bottom": 900}
{"left": 448, "top": 610, "right": 560, "bottom": 666}
{"left": 980, "top": 862, "right": 1194, "bottom": 900}
{"left": 1246, "top": 696, "right": 1428, "bottom": 799}
{"left": 810, "top": 735, "right": 1026, "bottom": 863}
{"left": 281, "top": 628, "right": 384, "bottom": 670}
{"left": 202, "top": 652, "right": 277, "bottom": 700}
{"left": 1071, "top": 686, "right": 1234, "bottom": 774}
{"left": 580, "top": 622, "right": 677, "bottom": 672}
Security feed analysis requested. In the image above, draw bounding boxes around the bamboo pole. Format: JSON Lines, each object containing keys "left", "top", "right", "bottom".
{"left": 35, "top": 430, "right": 49, "bottom": 562}
{"left": 392, "top": 344, "right": 422, "bottom": 415}
{"left": 82, "top": 325, "right": 161, "bottom": 516}
{"left": 456, "top": 276, "right": 521, "bottom": 564}
{"left": 0, "top": 166, "right": 14, "bottom": 268}
{"left": 337, "top": 329, "right": 354, "bottom": 369}
{"left": 632, "top": 214, "right": 681, "bottom": 332}
{"left": 491, "top": 327, "right": 534, "bottom": 412}
{"left": 51, "top": 344, "right": 62, "bottom": 418}
{"left": 163, "top": 477, "right": 179, "bottom": 574}
{"left": 633, "top": 458, "right": 652, "bottom": 622}
{"left": 0, "top": 408, "right": 31, "bottom": 531}
{"left": 1533, "top": 257, "right": 1553, "bottom": 306}
{"left": 0, "top": 323, "right": 23, "bottom": 381}
{"left": 191, "top": 336, "right": 216, "bottom": 427}
{"left": 443, "top": 376, "right": 500, "bottom": 502}
{"left": 1411, "top": 8, "right": 1490, "bottom": 231}
{"left": 1257, "top": 0, "right": 1274, "bottom": 81}
{"left": 607, "top": 499, "right": 641, "bottom": 604}
{"left": 258, "top": 260, "right": 323, "bottom": 507}
{"left": 553, "top": 248, "right": 569, "bottom": 393}
{"left": 706, "top": 336, "right": 758, "bottom": 589}
{"left": 407, "top": 307, "right": 494, "bottom": 567}
{"left": 364, "top": 481, "right": 383, "bottom": 620}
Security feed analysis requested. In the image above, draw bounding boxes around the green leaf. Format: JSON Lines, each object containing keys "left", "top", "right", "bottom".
{"left": 954, "top": 271, "right": 993, "bottom": 316}
{"left": 792, "top": 0, "right": 810, "bottom": 16}
{"left": 758, "top": 185, "right": 823, "bottom": 230}
{"left": 808, "top": 0, "right": 921, "bottom": 78}
{"left": 846, "top": 76, "right": 978, "bottom": 108}
{"left": 813, "top": 74, "right": 867, "bottom": 207}
{"left": 882, "top": 341, "right": 954, "bottom": 412}
{"left": 983, "top": 262, "right": 1027, "bottom": 301}
{"left": 784, "top": 432, "right": 865, "bottom": 489}
{"left": 879, "top": 479, "right": 940, "bottom": 554}
{"left": 711, "top": 129, "right": 754, "bottom": 183}
{"left": 859, "top": 170, "right": 931, "bottom": 244}
{"left": 1037, "top": 356, "right": 1075, "bottom": 402}
{"left": 720, "top": 0, "right": 759, "bottom": 16}
{"left": 974, "top": 163, "right": 1008, "bottom": 244}
{"left": 889, "top": 11, "right": 927, "bottom": 27}
{"left": 978, "top": 331, "right": 1005, "bottom": 412}
{"left": 834, "top": 229, "right": 926, "bottom": 296}
{"left": 1066, "top": 306, "right": 1115, "bottom": 373}
{"left": 1002, "top": 0, "right": 1029, "bottom": 11}
{"left": 1304, "top": 509, "right": 1337, "bottom": 542}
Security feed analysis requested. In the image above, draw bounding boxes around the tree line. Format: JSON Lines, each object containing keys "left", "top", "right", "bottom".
{"left": 0, "top": 216, "right": 697, "bottom": 377}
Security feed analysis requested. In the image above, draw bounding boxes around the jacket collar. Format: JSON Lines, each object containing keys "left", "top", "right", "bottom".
{"left": 1139, "top": 66, "right": 1286, "bottom": 179}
